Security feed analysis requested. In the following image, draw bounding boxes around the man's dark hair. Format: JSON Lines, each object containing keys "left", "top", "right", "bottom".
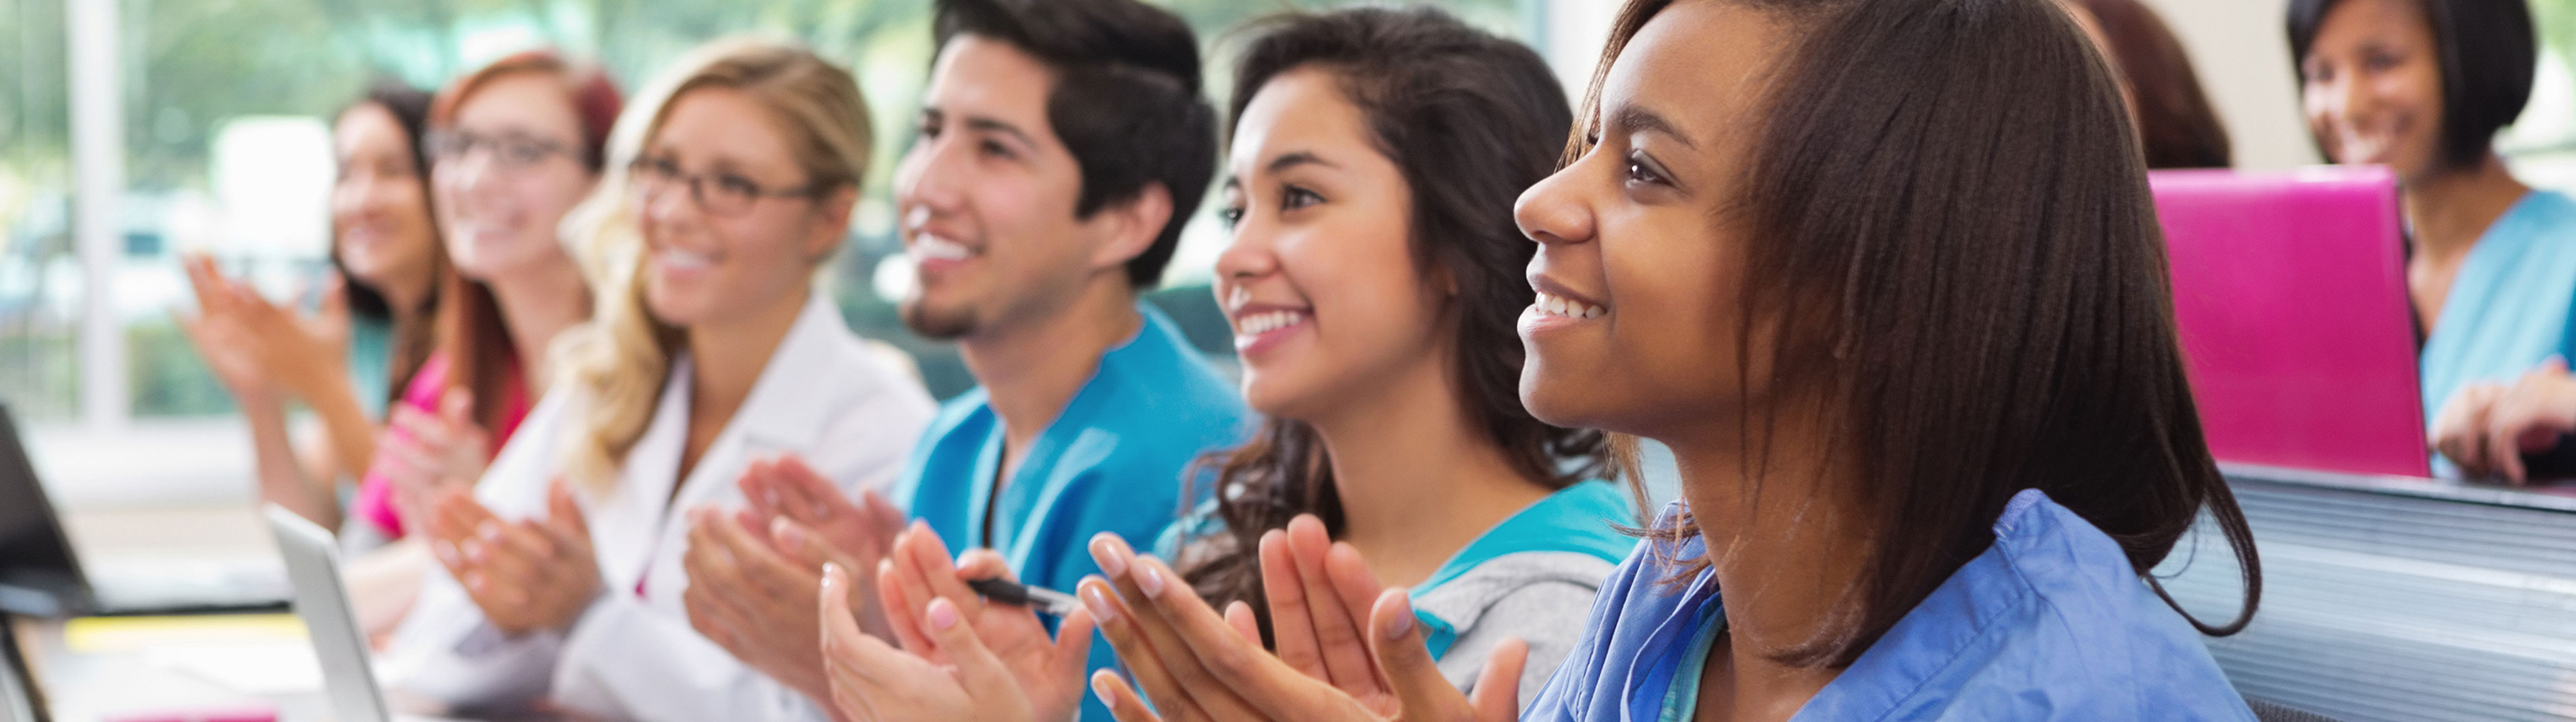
{"left": 934, "top": 0, "right": 1218, "bottom": 288}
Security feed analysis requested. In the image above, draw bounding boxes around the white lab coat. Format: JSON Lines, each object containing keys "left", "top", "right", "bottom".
{"left": 379, "top": 293, "right": 936, "bottom": 721}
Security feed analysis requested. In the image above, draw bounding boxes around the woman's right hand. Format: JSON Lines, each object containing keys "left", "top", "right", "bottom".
{"left": 1078, "top": 530, "right": 1524, "bottom": 722}
{"left": 176, "top": 253, "right": 277, "bottom": 399}
{"left": 378, "top": 388, "right": 491, "bottom": 527}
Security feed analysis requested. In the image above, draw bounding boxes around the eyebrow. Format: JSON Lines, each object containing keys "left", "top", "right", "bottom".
{"left": 963, "top": 115, "right": 1038, "bottom": 149}
{"left": 1266, "top": 150, "right": 1337, "bottom": 175}
{"left": 1608, "top": 104, "right": 1698, "bottom": 149}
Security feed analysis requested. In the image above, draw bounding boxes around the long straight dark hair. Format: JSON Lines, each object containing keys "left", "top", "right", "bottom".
{"left": 1177, "top": 7, "right": 1613, "bottom": 642}
{"left": 1581, "top": 0, "right": 2260, "bottom": 667}
{"left": 333, "top": 80, "right": 444, "bottom": 408}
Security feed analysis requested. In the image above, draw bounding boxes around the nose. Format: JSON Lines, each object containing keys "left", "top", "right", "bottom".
{"left": 894, "top": 133, "right": 967, "bottom": 223}
{"left": 1213, "top": 215, "right": 1280, "bottom": 289}
{"left": 640, "top": 173, "right": 700, "bottom": 228}
{"left": 1514, "top": 159, "right": 1596, "bottom": 248}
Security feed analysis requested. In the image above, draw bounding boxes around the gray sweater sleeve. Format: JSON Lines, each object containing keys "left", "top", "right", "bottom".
{"left": 1416, "top": 551, "right": 1619, "bottom": 710}
{"left": 1435, "top": 579, "right": 1613, "bottom": 709}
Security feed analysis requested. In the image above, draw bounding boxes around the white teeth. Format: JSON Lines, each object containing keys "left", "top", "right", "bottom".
{"left": 1532, "top": 291, "right": 1606, "bottom": 320}
{"left": 1234, "top": 310, "right": 1307, "bottom": 336}
{"left": 912, "top": 234, "right": 973, "bottom": 262}
{"left": 656, "top": 246, "right": 713, "bottom": 271}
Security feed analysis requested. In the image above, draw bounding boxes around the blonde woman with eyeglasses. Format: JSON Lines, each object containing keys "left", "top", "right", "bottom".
{"left": 379, "top": 38, "right": 936, "bottom": 721}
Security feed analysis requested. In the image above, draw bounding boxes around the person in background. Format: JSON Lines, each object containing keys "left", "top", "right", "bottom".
{"left": 2063, "top": 0, "right": 2233, "bottom": 168}
{"left": 1072, "top": 0, "right": 2264, "bottom": 719}
{"left": 809, "top": 8, "right": 1633, "bottom": 720}
{"left": 379, "top": 37, "right": 934, "bottom": 721}
{"left": 2291, "top": 0, "right": 2576, "bottom": 480}
{"left": 179, "top": 81, "right": 445, "bottom": 545}
{"left": 682, "top": 1, "right": 1248, "bottom": 719}
{"left": 337, "top": 50, "right": 623, "bottom": 637}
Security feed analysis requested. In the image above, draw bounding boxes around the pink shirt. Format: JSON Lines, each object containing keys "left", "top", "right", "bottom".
{"left": 354, "top": 352, "right": 530, "bottom": 538}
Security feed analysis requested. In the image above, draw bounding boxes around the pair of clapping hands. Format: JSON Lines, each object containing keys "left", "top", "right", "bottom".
{"left": 816, "top": 513, "right": 1525, "bottom": 722}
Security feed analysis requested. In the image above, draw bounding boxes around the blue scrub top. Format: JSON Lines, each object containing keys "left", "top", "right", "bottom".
{"left": 887, "top": 304, "right": 1250, "bottom": 721}
{"left": 1524, "top": 489, "right": 2255, "bottom": 721}
{"left": 2420, "top": 190, "right": 2576, "bottom": 474}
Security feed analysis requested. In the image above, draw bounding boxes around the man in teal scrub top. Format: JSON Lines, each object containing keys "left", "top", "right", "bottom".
{"left": 885, "top": 0, "right": 1247, "bottom": 718}
{"left": 670, "top": 1, "right": 1243, "bottom": 717}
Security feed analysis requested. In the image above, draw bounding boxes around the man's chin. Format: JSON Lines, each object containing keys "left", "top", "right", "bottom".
{"left": 901, "top": 300, "right": 978, "bottom": 341}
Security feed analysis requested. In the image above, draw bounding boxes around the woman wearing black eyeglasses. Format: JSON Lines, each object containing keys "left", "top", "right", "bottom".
{"left": 380, "top": 38, "right": 936, "bottom": 721}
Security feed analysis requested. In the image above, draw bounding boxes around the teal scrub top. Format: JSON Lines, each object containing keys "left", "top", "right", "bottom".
{"left": 2419, "top": 190, "right": 2576, "bottom": 475}
{"left": 887, "top": 304, "right": 1250, "bottom": 721}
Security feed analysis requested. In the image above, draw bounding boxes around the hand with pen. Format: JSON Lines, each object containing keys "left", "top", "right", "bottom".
{"left": 682, "top": 453, "right": 907, "bottom": 710}
{"left": 816, "top": 524, "right": 1097, "bottom": 722}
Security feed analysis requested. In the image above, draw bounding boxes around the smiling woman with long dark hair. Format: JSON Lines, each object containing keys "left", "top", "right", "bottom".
{"left": 1065, "top": 0, "right": 2264, "bottom": 719}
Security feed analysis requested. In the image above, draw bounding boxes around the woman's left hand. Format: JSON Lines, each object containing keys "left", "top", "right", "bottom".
{"left": 228, "top": 272, "right": 354, "bottom": 404}
{"left": 1076, "top": 531, "right": 1525, "bottom": 722}
{"left": 426, "top": 479, "right": 603, "bottom": 636}
{"left": 2483, "top": 358, "right": 2576, "bottom": 482}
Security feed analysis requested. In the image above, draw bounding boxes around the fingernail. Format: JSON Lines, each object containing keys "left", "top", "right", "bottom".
{"left": 1382, "top": 599, "right": 1415, "bottom": 640}
{"left": 774, "top": 518, "right": 806, "bottom": 547}
{"left": 1090, "top": 534, "right": 1128, "bottom": 578}
{"left": 926, "top": 598, "right": 960, "bottom": 631}
{"left": 821, "top": 563, "right": 843, "bottom": 590}
{"left": 435, "top": 540, "right": 458, "bottom": 564}
{"left": 1136, "top": 563, "right": 1166, "bottom": 597}
{"left": 1082, "top": 584, "right": 1118, "bottom": 623}
{"left": 477, "top": 522, "right": 500, "bottom": 540}
{"left": 1091, "top": 673, "right": 1116, "bottom": 704}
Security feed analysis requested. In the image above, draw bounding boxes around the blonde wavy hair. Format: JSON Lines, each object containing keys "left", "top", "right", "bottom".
{"left": 553, "top": 36, "right": 873, "bottom": 489}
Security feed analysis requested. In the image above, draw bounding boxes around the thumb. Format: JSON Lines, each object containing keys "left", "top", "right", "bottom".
{"left": 860, "top": 489, "right": 907, "bottom": 539}
{"left": 2544, "top": 356, "right": 2569, "bottom": 376}
{"left": 920, "top": 596, "right": 1014, "bottom": 694}
{"left": 439, "top": 386, "right": 475, "bottom": 425}
{"left": 1368, "top": 589, "right": 1478, "bottom": 719}
{"left": 1051, "top": 605, "right": 1098, "bottom": 677}
{"left": 1467, "top": 638, "right": 1528, "bottom": 722}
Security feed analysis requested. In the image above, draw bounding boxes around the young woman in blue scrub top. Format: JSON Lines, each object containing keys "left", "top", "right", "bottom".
{"left": 806, "top": 8, "right": 1633, "bottom": 721}
{"left": 2290, "top": 0, "right": 2576, "bottom": 480}
{"left": 1066, "top": 0, "right": 2266, "bottom": 720}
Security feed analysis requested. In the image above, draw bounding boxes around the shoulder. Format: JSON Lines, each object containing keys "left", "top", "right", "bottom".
{"left": 808, "top": 331, "right": 938, "bottom": 418}
{"left": 1928, "top": 491, "right": 2253, "bottom": 719}
{"left": 1092, "top": 309, "right": 1251, "bottom": 435}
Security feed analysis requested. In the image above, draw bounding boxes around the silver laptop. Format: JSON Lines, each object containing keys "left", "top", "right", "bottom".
{"left": 266, "top": 504, "right": 395, "bottom": 722}
{"left": 0, "top": 404, "right": 287, "bottom": 618}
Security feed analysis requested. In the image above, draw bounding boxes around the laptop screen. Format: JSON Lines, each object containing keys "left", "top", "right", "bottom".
{"left": 0, "top": 404, "right": 90, "bottom": 613}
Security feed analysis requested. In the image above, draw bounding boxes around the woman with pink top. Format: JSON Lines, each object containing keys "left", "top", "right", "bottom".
{"left": 341, "top": 50, "right": 622, "bottom": 635}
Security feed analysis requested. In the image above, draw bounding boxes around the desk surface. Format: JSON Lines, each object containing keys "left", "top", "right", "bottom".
{"left": 19, "top": 503, "right": 331, "bottom": 722}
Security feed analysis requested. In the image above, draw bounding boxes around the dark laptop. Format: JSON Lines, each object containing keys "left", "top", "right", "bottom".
{"left": 0, "top": 404, "right": 287, "bottom": 617}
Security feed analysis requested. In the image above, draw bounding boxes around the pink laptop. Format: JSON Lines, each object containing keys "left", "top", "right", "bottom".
{"left": 2150, "top": 167, "right": 2429, "bottom": 478}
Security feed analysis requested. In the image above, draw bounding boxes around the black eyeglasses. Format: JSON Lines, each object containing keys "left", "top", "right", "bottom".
{"left": 422, "top": 130, "right": 579, "bottom": 169}
{"left": 627, "top": 156, "right": 824, "bottom": 217}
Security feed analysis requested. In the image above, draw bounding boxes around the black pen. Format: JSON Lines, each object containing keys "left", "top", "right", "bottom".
{"left": 967, "top": 577, "right": 1082, "bottom": 618}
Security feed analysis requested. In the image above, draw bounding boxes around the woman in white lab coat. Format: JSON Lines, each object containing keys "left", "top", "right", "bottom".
{"left": 377, "top": 38, "right": 936, "bottom": 721}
